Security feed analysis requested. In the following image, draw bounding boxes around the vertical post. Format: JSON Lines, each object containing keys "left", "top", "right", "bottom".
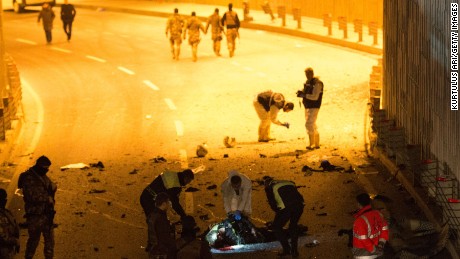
{"left": 243, "top": 1, "right": 253, "bottom": 22}
{"left": 323, "top": 14, "right": 332, "bottom": 36}
{"left": 278, "top": 6, "right": 286, "bottom": 27}
{"left": 369, "top": 21, "right": 379, "bottom": 45}
{"left": 354, "top": 19, "right": 363, "bottom": 42}
{"left": 292, "top": 8, "right": 301, "bottom": 29}
{"left": 338, "top": 16, "right": 348, "bottom": 39}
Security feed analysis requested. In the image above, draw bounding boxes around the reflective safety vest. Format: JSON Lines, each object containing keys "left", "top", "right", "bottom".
{"left": 272, "top": 181, "right": 295, "bottom": 210}
{"left": 352, "top": 205, "right": 389, "bottom": 254}
{"left": 161, "top": 171, "right": 181, "bottom": 189}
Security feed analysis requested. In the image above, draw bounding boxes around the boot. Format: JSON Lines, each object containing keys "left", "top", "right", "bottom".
{"left": 307, "top": 134, "right": 315, "bottom": 150}
{"left": 314, "top": 132, "right": 320, "bottom": 149}
{"left": 291, "top": 239, "right": 299, "bottom": 257}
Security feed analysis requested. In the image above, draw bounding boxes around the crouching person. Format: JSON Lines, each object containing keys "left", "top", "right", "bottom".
{"left": 149, "top": 193, "right": 177, "bottom": 259}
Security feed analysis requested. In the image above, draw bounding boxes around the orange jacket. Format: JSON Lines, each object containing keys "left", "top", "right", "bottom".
{"left": 352, "top": 205, "right": 389, "bottom": 253}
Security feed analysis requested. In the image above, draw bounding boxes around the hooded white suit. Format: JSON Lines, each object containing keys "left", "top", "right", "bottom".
{"left": 221, "top": 170, "right": 252, "bottom": 216}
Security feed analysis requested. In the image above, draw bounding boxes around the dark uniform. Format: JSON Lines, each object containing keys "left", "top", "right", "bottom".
{"left": 149, "top": 208, "right": 177, "bottom": 259}
{"left": 265, "top": 178, "right": 304, "bottom": 257}
{"left": 140, "top": 169, "right": 194, "bottom": 252}
{"left": 0, "top": 189, "right": 20, "bottom": 259}
{"left": 18, "top": 156, "right": 56, "bottom": 259}
{"left": 37, "top": 3, "right": 55, "bottom": 43}
{"left": 60, "top": 1, "right": 76, "bottom": 40}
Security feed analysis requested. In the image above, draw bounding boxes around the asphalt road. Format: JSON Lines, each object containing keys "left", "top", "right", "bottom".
{"left": 0, "top": 8, "right": 391, "bottom": 259}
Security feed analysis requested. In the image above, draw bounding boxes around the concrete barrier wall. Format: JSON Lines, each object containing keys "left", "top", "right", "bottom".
{"left": 176, "top": 0, "right": 383, "bottom": 27}
{"left": 0, "top": 53, "right": 22, "bottom": 141}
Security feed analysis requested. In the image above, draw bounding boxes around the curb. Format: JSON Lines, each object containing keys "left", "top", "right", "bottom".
{"left": 72, "top": 3, "right": 382, "bottom": 56}
{"left": 373, "top": 147, "right": 460, "bottom": 259}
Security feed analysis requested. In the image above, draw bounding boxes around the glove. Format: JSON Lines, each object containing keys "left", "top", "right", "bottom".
{"left": 296, "top": 90, "right": 305, "bottom": 98}
{"left": 283, "top": 122, "right": 290, "bottom": 129}
{"left": 377, "top": 241, "right": 385, "bottom": 251}
{"left": 234, "top": 210, "right": 242, "bottom": 221}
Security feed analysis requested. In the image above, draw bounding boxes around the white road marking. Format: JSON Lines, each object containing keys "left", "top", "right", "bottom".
{"left": 164, "top": 98, "right": 176, "bottom": 110}
{"left": 295, "top": 43, "right": 303, "bottom": 48}
{"left": 117, "top": 66, "right": 135, "bottom": 75}
{"left": 86, "top": 55, "right": 107, "bottom": 63}
{"left": 175, "top": 120, "right": 184, "bottom": 136}
{"left": 143, "top": 80, "right": 159, "bottom": 91}
{"left": 179, "top": 149, "right": 188, "bottom": 169}
{"left": 50, "top": 46, "right": 72, "bottom": 53}
{"left": 257, "top": 72, "right": 267, "bottom": 77}
{"left": 16, "top": 38, "right": 37, "bottom": 45}
{"left": 244, "top": 66, "right": 254, "bottom": 71}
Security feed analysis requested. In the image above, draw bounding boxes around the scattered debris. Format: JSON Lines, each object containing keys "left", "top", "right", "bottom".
{"left": 192, "top": 165, "right": 206, "bottom": 174}
{"left": 60, "top": 163, "right": 90, "bottom": 171}
{"left": 344, "top": 166, "right": 355, "bottom": 173}
{"left": 205, "top": 203, "right": 215, "bottom": 207}
{"left": 206, "top": 184, "right": 217, "bottom": 190}
{"left": 223, "top": 136, "right": 236, "bottom": 148}
{"left": 129, "top": 169, "right": 138, "bottom": 175}
{"left": 296, "top": 185, "right": 306, "bottom": 188}
{"left": 373, "top": 194, "right": 392, "bottom": 203}
{"left": 90, "top": 161, "right": 105, "bottom": 169}
{"left": 196, "top": 144, "right": 208, "bottom": 158}
{"left": 320, "top": 160, "right": 344, "bottom": 172}
{"left": 199, "top": 214, "right": 209, "bottom": 221}
{"left": 343, "top": 179, "right": 354, "bottom": 184}
{"left": 355, "top": 171, "right": 379, "bottom": 175}
{"left": 88, "top": 178, "right": 100, "bottom": 183}
{"left": 107, "top": 202, "right": 112, "bottom": 206}
{"left": 151, "top": 156, "right": 167, "bottom": 163}
{"left": 213, "top": 192, "right": 218, "bottom": 197}
{"left": 223, "top": 154, "right": 229, "bottom": 158}
{"left": 121, "top": 214, "right": 126, "bottom": 218}
{"left": 305, "top": 240, "right": 320, "bottom": 247}
{"left": 259, "top": 154, "right": 267, "bottom": 158}
{"left": 185, "top": 187, "right": 200, "bottom": 192}
{"left": 89, "top": 189, "right": 106, "bottom": 194}
{"left": 316, "top": 213, "right": 327, "bottom": 216}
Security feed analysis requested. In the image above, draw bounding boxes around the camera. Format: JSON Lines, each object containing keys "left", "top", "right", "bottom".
{"left": 296, "top": 90, "right": 305, "bottom": 98}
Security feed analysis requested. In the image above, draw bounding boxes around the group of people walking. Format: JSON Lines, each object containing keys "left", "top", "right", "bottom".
{"left": 166, "top": 3, "right": 240, "bottom": 61}
{"left": 37, "top": 0, "right": 76, "bottom": 44}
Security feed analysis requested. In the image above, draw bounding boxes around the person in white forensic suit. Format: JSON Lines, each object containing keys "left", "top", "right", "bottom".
{"left": 221, "top": 170, "right": 252, "bottom": 219}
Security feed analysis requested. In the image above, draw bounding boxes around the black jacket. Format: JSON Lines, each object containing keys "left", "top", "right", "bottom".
{"left": 140, "top": 172, "right": 187, "bottom": 217}
{"left": 265, "top": 181, "right": 304, "bottom": 211}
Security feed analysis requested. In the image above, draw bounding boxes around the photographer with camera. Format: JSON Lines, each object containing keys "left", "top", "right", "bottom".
{"left": 296, "top": 67, "right": 324, "bottom": 150}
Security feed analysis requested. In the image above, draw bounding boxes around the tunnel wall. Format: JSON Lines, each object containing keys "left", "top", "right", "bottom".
{"left": 383, "top": 1, "right": 459, "bottom": 187}
{"left": 179, "top": 0, "right": 383, "bottom": 27}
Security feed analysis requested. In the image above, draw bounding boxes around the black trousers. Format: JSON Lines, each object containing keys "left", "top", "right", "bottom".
{"left": 44, "top": 30, "right": 52, "bottom": 43}
{"left": 63, "top": 21, "right": 73, "bottom": 40}
{"left": 272, "top": 204, "right": 304, "bottom": 253}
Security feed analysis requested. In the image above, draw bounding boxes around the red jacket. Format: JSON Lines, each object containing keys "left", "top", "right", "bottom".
{"left": 352, "top": 205, "right": 389, "bottom": 253}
